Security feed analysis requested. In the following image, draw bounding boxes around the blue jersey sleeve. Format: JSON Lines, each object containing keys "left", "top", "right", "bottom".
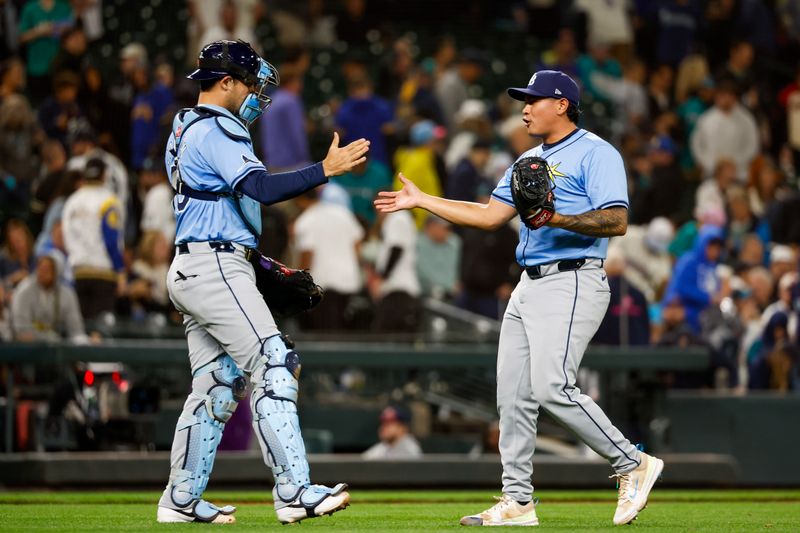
{"left": 582, "top": 144, "right": 629, "bottom": 210}
{"left": 236, "top": 164, "right": 327, "bottom": 205}
{"left": 491, "top": 166, "right": 515, "bottom": 207}
{"left": 199, "top": 128, "right": 266, "bottom": 190}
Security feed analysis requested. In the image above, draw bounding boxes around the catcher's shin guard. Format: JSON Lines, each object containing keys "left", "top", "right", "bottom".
{"left": 251, "top": 335, "right": 311, "bottom": 493}
{"left": 251, "top": 335, "right": 350, "bottom": 522}
{"left": 158, "top": 354, "right": 246, "bottom": 521}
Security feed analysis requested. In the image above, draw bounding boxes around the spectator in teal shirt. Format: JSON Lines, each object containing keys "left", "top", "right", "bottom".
{"left": 331, "top": 157, "right": 391, "bottom": 227}
{"left": 18, "top": 0, "right": 72, "bottom": 103}
{"left": 576, "top": 43, "right": 622, "bottom": 103}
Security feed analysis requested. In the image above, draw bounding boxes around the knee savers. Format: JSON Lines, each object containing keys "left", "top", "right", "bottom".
{"left": 167, "top": 354, "right": 246, "bottom": 508}
{"left": 251, "top": 335, "right": 310, "bottom": 491}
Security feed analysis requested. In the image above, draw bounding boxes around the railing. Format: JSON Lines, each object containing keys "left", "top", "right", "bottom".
{"left": 0, "top": 341, "right": 710, "bottom": 453}
{"left": 0, "top": 340, "right": 709, "bottom": 369}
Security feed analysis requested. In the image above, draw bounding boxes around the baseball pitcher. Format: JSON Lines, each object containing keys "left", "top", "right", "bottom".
{"left": 156, "top": 40, "right": 369, "bottom": 525}
{"left": 375, "top": 70, "right": 663, "bottom": 527}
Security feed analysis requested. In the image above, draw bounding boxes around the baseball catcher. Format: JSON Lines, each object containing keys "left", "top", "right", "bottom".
{"left": 158, "top": 39, "right": 368, "bottom": 525}
{"left": 510, "top": 156, "right": 555, "bottom": 230}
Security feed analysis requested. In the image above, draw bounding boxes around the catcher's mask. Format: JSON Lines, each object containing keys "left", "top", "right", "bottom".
{"left": 189, "top": 40, "right": 280, "bottom": 126}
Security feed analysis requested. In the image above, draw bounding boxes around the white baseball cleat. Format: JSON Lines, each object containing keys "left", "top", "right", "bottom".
{"left": 274, "top": 483, "right": 351, "bottom": 524}
{"left": 611, "top": 452, "right": 665, "bottom": 525}
{"left": 460, "top": 494, "right": 539, "bottom": 526}
{"left": 157, "top": 499, "right": 236, "bottom": 524}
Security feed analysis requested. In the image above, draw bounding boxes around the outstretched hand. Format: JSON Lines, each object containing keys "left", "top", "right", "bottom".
{"left": 373, "top": 173, "right": 422, "bottom": 213}
{"left": 322, "top": 132, "right": 370, "bottom": 177}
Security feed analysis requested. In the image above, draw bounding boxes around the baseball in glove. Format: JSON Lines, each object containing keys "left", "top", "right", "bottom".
{"left": 510, "top": 156, "right": 556, "bottom": 230}
{"left": 249, "top": 251, "right": 324, "bottom": 318}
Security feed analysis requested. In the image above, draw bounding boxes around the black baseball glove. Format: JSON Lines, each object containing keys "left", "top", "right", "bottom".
{"left": 249, "top": 251, "right": 324, "bottom": 318}
{"left": 510, "top": 156, "right": 556, "bottom": 230}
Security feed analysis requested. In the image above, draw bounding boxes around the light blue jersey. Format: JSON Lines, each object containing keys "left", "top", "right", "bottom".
{"left": 492, "top": 129, "right": 628, "bottom": 266}
{"left": 165, "top": 104, "right": 265, "bottom": 247}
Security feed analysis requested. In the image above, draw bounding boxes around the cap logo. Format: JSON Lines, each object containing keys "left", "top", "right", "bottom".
{"left": 554, "top": 88, "right": 562, "bottom": 95}
{"left": 528, "top": 73, "right": 537, "bottom": 86}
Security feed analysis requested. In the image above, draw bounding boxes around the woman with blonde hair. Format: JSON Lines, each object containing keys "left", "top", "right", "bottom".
{"left": 674, "top": 54, "right": 710, "bottom": 104}
{"left": 675, "top": 55, "right": 714, "bottom": 170}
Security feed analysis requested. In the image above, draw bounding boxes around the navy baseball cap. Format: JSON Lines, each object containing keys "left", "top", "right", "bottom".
{"left": 507, "top": 70, "right": 580, "bottom": 105}
{"left": 379, "top": 405, "right": 411, "bottom": 424}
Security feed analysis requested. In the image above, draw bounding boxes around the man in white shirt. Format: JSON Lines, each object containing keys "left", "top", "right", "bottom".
{"left": 362, "top": 405, "right": 422, "bottom": 460}
{"left": 608, "top": 217, "right": 674, "bottom": 304}
{"left": 67, "top": 129, "right": 129, "bottom": 224}
{"left": 372, "top": 210, "right": 420, "bottom": 332}
{"left": 197, "top": 0, "right": 261, "bottom": 56}
{"left": 62, "top": 158, "right": 126, "bottom": 320}
{"left": 294, "top": 186, "right": 364, "bottom": 330}
{"left": 187, "top": 0, "right": 262, "bottom": 60}
{"left": 138, "top": 158, "right": 176, "bottom": 242}
{"left": 690, "top": 78, "right": 759, "bottom": 182}
{"left": 574, "top": 0, "right": 634, "bottom": 49}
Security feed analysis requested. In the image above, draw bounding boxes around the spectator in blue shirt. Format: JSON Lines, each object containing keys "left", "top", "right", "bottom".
{"left": 663, "top": 225, "right": 725, "bottom": 333}
{"left": 446, "top": 138, "right": 491, "bottom": 202}
{"left": 335, "top": 73, "right": 393, "bottom": 166}
{"left": 130, "top": 63, "right": 173, "bottom": 170}
{"left": 259, "top": 66, "right": 310, "bottom": 171}
{"left": 655, "top": 0, "right": 700, "bottom": 67}
{"left": 37, "top": 70, "right": 86, "bottom": 145}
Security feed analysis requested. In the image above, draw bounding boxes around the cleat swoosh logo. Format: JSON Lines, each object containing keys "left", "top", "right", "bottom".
{"left": 628, "top": 479, "right": 639, "bottom": 500}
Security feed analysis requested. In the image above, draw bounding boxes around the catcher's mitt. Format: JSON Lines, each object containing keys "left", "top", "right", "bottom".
{"left": 250, "top": 251, "right": 323, "bottom": 318}
{"left": 510, "top": 156, "right": 556, "bottom": 230}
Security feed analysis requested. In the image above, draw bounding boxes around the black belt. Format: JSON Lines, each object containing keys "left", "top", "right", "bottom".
{"left": 525, "top": 258, "right": 601, "bottom": 280}
{"left": 176, "top": 241, "right": 255, "bottom": 260}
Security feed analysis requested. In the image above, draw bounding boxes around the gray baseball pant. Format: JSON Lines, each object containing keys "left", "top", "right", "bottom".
{"left": 497, "top": 262, "right": 641, "bottom": 501}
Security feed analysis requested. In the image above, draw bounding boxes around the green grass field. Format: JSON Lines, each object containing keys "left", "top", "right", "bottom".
{"left": 1, "top": 489, "right": 799, "bottom": 532}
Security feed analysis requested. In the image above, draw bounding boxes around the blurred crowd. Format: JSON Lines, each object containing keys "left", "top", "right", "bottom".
{"left": 0, "top": 0, "right": 799, "bottom": 391}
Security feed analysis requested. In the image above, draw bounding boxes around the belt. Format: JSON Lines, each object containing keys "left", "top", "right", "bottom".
{"left": 525, "top": 258, "right": 603, "bottom": 280}
{"left": 176, "top": 241, "right": 255, "bottom": 260}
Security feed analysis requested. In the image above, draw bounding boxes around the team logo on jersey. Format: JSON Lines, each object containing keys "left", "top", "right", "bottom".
{"left": 548, "top": 162, "right": 568, "bottom": 180}
{"left": 175, "top": 125, "right": 183, "bottom": 139}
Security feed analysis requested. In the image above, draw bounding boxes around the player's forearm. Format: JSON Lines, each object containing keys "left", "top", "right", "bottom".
{"left": 418, "top": 195, "right": 502, "bottom": 230}
{"left": 547, "top": 207, "right": 628, "bottom": 237}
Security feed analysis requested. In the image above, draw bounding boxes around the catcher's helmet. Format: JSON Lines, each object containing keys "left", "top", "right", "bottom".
{"left": 188, "top": 40, "right": 278, "bottom": 88}
{"left": 188, "top": 40, "right": 279, "bottom": 125}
